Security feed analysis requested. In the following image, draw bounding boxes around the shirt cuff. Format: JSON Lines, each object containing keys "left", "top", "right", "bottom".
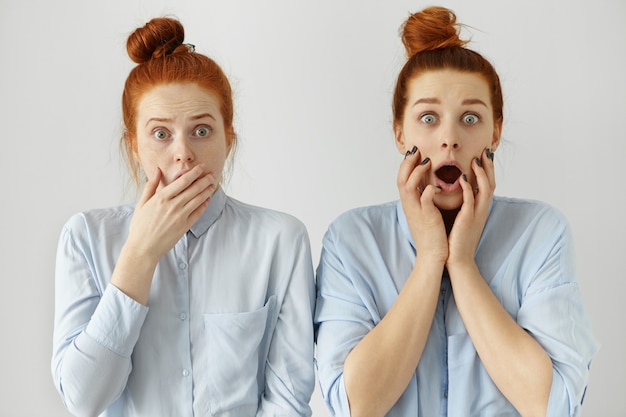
{"left": 85, "top": 284, "right": 149, "bottom": 357}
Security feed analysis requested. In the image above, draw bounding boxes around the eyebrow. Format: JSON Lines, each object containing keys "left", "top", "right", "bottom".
{"left": 191, "top": 113, "right": 216, "bottom": 121}
{"left": 145, "top": 113, "right": 216, "bottom": 127}
{"left": 461, "top": 98, "right": 488, "bottom": 107}
{"left": 412, "top": 97, "right": 488, "bottom": 107}
{"left": 412, "top": 98, "right": 440, "bottom": 106}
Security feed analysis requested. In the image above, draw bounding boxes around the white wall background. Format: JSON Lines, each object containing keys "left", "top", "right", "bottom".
{"left": 1, "top": 0, "right": 624, "bottom": 416}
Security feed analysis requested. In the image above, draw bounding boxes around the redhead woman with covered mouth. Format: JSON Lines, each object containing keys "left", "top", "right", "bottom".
{"left": 314, "top": 6, "right": 598, "bottom": 417}
{"left": 51, "top": 16, "right": 315, "bottom": 417}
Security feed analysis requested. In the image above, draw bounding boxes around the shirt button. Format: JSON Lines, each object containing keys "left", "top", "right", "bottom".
{"left": 179, "top": 313, "right": 187, "bottom": 321}
{"left": 182, "top": 369, "right": 190, "bottom": 377}
{"left": 178, "top": 262, "right": 187, "bottom": 270}
{"left": 444, "top": 391, "right": 448, "bottom": 398}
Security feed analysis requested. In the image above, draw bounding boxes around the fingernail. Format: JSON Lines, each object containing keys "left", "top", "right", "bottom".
{"left": 475, "top": 157, "right": 482, "bottom": 167}
{"left": 410, "top": 145, "right": 418, "bottom": 155}
{"left": 420, "top": 157, "right": 430, "bottom": 166}
{"left": 462, "top": 174, "right": 468, "bottom": 182}
{"left": 404, "top": 150, "right": 411, "bottom": 159}
{"left": 486, "top": 148, "right": 494, "bottom": 161}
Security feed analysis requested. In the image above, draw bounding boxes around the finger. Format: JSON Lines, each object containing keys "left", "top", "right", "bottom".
{"left": 459, "top": 173, "right": 476, "bottom": 212}
{"left": 419, "top": 183, "right": 441, "bottom": 211}
{"left": 182, "top": 176, "right": 217, "bottom": 210}
{"left": 397, "top": 146, "right": 420, "bottom": 186}
{"left": 398, "top": 150, "right": 432, "bottom": 199}
{"left": 139, "top": 168, "right": 161, "bottom": 206}
{"left": 472, "top": 157, "right": 487, "bottom": 190}
{"left": 164, "top": 164, "right": 207, "bottom": 199}
{"left": 407, "top": 157, "right": 431, "bottom": 193}
{"left": 473, "top": 155, "right": 493, "bottom": 208}
{"left": 185, "top": 185, "right": 215, "bottom": 221}
{"left": 481, "top": 148, "right": 496, "bottom": 190}
{"left": 185, "top": 172, "right": 217, "bottom": 198}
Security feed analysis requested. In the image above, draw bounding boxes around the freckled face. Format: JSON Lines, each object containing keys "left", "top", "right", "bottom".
{"left": 395, "top": 70, "right": 501, "bottom": 210}
{"left": 134, "top": 82, "right": 231, "bottom": 186}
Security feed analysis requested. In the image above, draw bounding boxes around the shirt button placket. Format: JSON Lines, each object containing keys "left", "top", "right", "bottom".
{"left": 173, "top": 234, "right": 193, "bottom": 407}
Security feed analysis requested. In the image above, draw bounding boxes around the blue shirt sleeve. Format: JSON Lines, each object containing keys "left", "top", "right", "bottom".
{"left": 314, "top": 225, "right": 375, "bottom": 417}
{"left": 51, "top": 216, "right": 148, "bottom": 417}
{"left": 257, "top": 224, "right": 316, "bottom": 417}
{"left": 515, "top": 216, "right": 599, "bottom": 417}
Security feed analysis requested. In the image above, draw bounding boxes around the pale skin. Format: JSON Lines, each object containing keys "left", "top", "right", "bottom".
{"left": 343, "top": 70, "right": 552, "bottom": 417}
{"left": 110, "top": 82, "right": 232, "bottom": 306}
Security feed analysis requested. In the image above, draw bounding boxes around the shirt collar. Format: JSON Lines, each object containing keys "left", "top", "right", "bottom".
{"left": 189, "top": 187, "right": 226, "bottom": 238}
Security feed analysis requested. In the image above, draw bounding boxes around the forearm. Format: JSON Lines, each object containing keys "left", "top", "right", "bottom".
{"left": 343, "top": 260, "right": 443, "bottom": 417}
{"left": 448, "top": 262, "right": 552, "bottom": 417}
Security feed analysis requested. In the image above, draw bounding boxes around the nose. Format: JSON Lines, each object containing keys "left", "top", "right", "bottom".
{"left": 440, "top": 122, "right": 461, "bottom": 150}
{"left": 174, "top": 138, "right": 195, "bottom": 163}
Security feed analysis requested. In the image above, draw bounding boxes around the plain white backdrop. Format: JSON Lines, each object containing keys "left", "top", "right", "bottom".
{"left": 1, "top": 0, "right": 624, "bottom": 416}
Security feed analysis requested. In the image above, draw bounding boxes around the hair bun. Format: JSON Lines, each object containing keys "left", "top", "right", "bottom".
{"left": 400, "top": 6, "right": 467, "bottom": 57}
{"left": 126, "top": 17, "right": 185, "bottom": 63}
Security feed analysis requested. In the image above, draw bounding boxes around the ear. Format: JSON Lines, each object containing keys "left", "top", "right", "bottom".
{"left": 393, "top": 122, "right": 407, "bottom": 155}
{"left": 491, "top": 119, "right": 502, "bottom": 152}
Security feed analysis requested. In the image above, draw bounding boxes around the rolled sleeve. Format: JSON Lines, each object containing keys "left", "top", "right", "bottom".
{"left": 314, "top": 229, "right": 376, "bottom": 417}
{"left": 517, "top": 223, "right": 599, "bottom": 416}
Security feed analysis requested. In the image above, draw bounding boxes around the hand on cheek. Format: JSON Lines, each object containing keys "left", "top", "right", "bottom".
{"left": 447, "top": 148, "right": 495, "bottom": 267}
{"left": 398, "top": 147, "right": 448, "bottom": 264}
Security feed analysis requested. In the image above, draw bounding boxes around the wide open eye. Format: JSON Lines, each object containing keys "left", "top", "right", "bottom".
{"left": 153, "top": 129, "right": 169, "bottom": 140}
{"left": 420, "top": 113, "right": 437, "bottom": 124}
{"left": 194, "top": 126, "right": 212, "bottom": 137}
{"left": 462, "top": 113, "right": 479, "bottom": 125}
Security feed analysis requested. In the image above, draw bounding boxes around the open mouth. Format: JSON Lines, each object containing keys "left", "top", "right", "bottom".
{"left": 436, "top": 165, "right": 462, "bottom": 184}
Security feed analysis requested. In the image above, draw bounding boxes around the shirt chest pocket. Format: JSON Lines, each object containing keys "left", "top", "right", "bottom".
{"left": 202, "top": 295, "right": 277, "bottom": 415}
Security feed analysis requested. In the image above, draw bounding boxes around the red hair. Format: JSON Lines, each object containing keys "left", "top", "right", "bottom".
{"left": 121, "top": 17, "right": 235, "bottom": 186}
{"left": 392, "top": 7, "right": 503, "bottom": 128}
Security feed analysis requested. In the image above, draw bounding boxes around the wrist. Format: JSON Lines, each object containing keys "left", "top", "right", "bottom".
{"left": 121, "top": 236, "right": 162, "bottom": 265}
{"left": 445, "top": 259, "right": 479, "bottom": 280}
{"left": 413, "top": 256, "right": 446, "bottom": 280}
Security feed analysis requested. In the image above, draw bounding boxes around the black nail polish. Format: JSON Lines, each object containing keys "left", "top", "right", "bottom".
{"left": 462, "top": 174, "right": 468, "bottom": 182}
{"left": 404, "top": 150, "right": 411, "bottom": 159}
{"left": 410, "top": 145, "right": 418, "bottom": 155}
{"left": 475, "top": 157, "right": 482, "bottom": 167}
{"left": 420, "top": 157, "right": 430, "bottom": 166}
{"left": 486, "top": 148, "right": 494, "bottom": 161}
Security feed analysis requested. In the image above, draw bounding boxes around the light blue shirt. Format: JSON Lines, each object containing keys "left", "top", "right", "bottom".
{"left": 314, "top": 196, "right": 599, "bottom": 417}
{"left": 52, "top": 188, "right": 315, "bottom": 417}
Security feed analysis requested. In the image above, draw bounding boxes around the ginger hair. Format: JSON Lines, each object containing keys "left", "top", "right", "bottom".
{"left": 392, "top": 6, "right": 503, "bottom": 128}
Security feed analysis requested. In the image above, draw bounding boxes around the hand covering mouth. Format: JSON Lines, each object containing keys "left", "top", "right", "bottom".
{"left": 435, "top": 164, "right": 462, "bottom": 184}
